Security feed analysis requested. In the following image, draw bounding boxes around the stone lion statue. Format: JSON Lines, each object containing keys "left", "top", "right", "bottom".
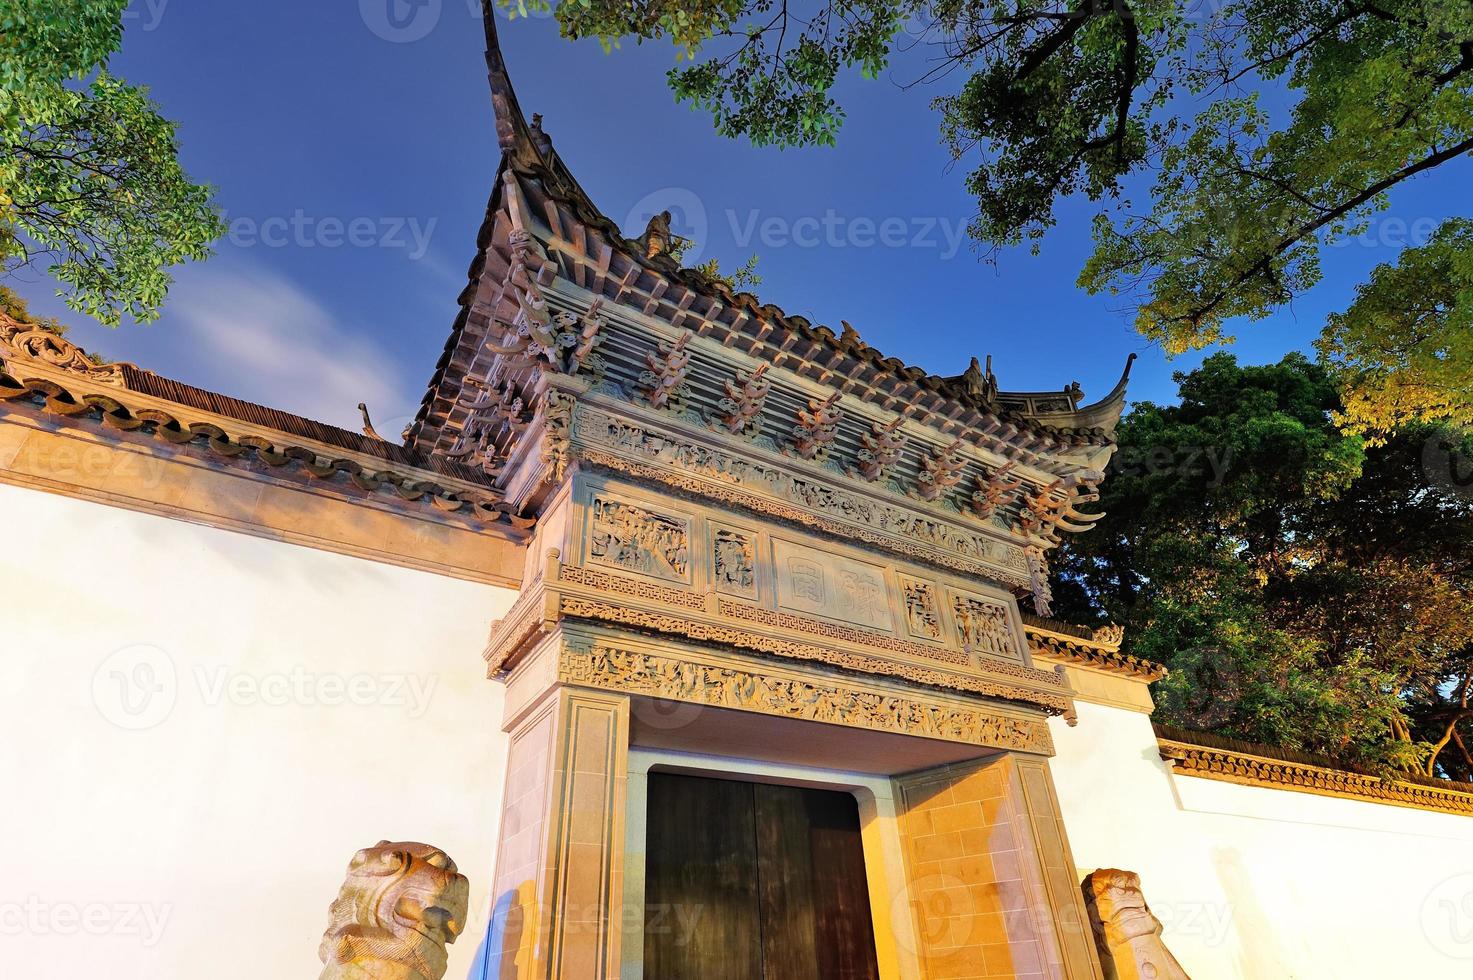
{"left": 1082, "top": 869, "right": 1191, "bottom": 980}
{"left": 318, "top": 841, "right": 470, "bottom": 980}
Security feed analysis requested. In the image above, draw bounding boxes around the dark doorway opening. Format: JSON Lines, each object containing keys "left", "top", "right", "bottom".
{"left": 643, "top": 772, "right": 882, "bottom": 980}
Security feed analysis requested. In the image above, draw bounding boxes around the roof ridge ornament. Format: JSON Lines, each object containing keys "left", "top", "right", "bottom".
{"left": 716, "top": 363, "right": 770, "bottom": 436}
{"left": 639, "top": 332, "right": 694, "bottom": 410}
{"left": 788, "top": 391, "right": 843, "bottom": 461}
{"left": 912, "top": 438, "right": 968, "bottom": 503}
{"left": 853, "top": 415, "right": 906, "bottom": 482}
{"left": 0, "top": 311, "right": 134, "bottom": 386}
{"left": 968, "top": 460, "right": 1024, "bottom": 522}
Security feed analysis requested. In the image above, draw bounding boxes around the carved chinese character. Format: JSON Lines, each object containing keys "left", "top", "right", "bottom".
{"left": 787, "top": 557, "right": 825, "bottom": 602}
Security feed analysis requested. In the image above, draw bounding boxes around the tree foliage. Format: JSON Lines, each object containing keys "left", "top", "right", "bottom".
{"left": 524, "top": 0, "right": 1473, "bottom": 427}
{"left": 1052, "top": 353, "right": 1473, "bottom": 777}
{"left": 1317, "top": 218, "right": 1473, "bottom": 439}
{"left": 1, "top": 0, "right": 224, "bottom": 325}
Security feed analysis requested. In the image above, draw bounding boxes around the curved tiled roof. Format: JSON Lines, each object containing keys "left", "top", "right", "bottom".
{"left": 409, "top": 8, "right": 1134, "bottom": 450}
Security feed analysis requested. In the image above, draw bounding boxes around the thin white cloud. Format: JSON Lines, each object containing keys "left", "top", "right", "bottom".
{"left": 162, "top": 263, "right": 412, "bottom": 433}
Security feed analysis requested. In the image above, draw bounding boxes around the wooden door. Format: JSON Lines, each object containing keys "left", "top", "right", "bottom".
{"left": 645, "top": 773, "right": 881, "bottom": 980}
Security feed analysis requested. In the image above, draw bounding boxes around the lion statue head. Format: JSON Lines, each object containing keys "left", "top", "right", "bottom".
{"left": 318, "top": 841, "right": 470, "bottom": 980}
{"left": 1082, "top": 869, "right": 1191, "bottom": 980}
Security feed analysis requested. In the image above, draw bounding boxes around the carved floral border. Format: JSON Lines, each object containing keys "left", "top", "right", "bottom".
{"left": 561, "top": 644, "right": 1055, "bottom": 755}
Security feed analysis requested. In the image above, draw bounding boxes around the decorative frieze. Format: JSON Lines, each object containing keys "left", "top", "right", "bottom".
{"left": 712, "top": 527, "right": 758, "bottom": 599}
{"left": 558, "top": 563, "right": 707, "bottom": 610}
{"left": 899, "top": 576, "right": 944, "bottom": 642}
{"left": 560, "top": 644, "right": 1054, "bottom": 754}
{"left": 570, "top": 405, "right": 1032, "bottom": 588}
{"left": 950, "top": 591, "right": 1020, "bottom": 660}
{"left": 538, "top": 389, "right": 575, "bottom": 484}
{"left": 854, "top": 416, "right": 906, "bottom": 482}
{"left": 587, "top": 495, "right": 690, "bottom": 582}
{"left": 715, "top": 364, "right": 770, "bottom": 436}
{"left": 1026, "top": 546, "right": 1053, "bottom": 617}
{"left": 719, "top": 596, "right": 969, "bottom": 668}
{"left": 789, "top": 391, "right": 843, "bottom": 461}
{"left": 556, "top": 595, "right": 1072, "bottom": 713}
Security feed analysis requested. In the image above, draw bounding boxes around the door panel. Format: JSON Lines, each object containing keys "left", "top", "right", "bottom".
{"left": 804, "top": 789, "right": 882, "bottom": 980}
{"left": 754, "top": 784, "right": 820, "bottom": 980}
{"left": 645, "top": 774, "right": 880, "bottom": 980}
{"left": 644, "top": 773, "right": 763, "bottom": 980}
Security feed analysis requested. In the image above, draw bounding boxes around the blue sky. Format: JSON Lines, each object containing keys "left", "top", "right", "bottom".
{"left": 12, "top": 1, "right": 1469, "bottom": 432}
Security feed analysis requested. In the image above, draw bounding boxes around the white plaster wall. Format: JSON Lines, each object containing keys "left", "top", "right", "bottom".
{"left": 0, "top": 483, "right": 517, "bottom": 980}
{"left": 1050, "top": 701, "right": 1473, "bottom": 979}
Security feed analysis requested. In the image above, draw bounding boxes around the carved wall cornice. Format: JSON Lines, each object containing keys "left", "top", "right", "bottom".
{"left": 0, "top": 358, "right": 531, "bottom": 535}
{"left": 1026, "top": 623, "right": 1166, "bottom": 681}
{"left": 1158, "top": 737, "right": 1473, "bottom": 817}
{"left": 560, "top": 642, "right": 1055, "bottom": 756}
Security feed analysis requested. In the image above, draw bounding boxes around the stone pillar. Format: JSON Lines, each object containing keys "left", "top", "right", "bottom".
{"left": 487, "top": 671, "right": 629, "bottom": 980}
{"left": 895, "top": 753, "right": 1103, "bottom": 980}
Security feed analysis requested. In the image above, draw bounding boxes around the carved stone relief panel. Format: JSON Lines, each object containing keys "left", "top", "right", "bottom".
{"left": 898, "top": 575, "right": 944, "bottom": 642}
{"left": 949, "top": 589, "right": 1021, "bottom": 661}
{"left": 587, "top": 494, "right": 692, "bottom": 583}
{"left": 773, "top": 538, "right": 894, "bottom": 633}
{"left": 711, "top": 525, "right": 759, "bottom": 600}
